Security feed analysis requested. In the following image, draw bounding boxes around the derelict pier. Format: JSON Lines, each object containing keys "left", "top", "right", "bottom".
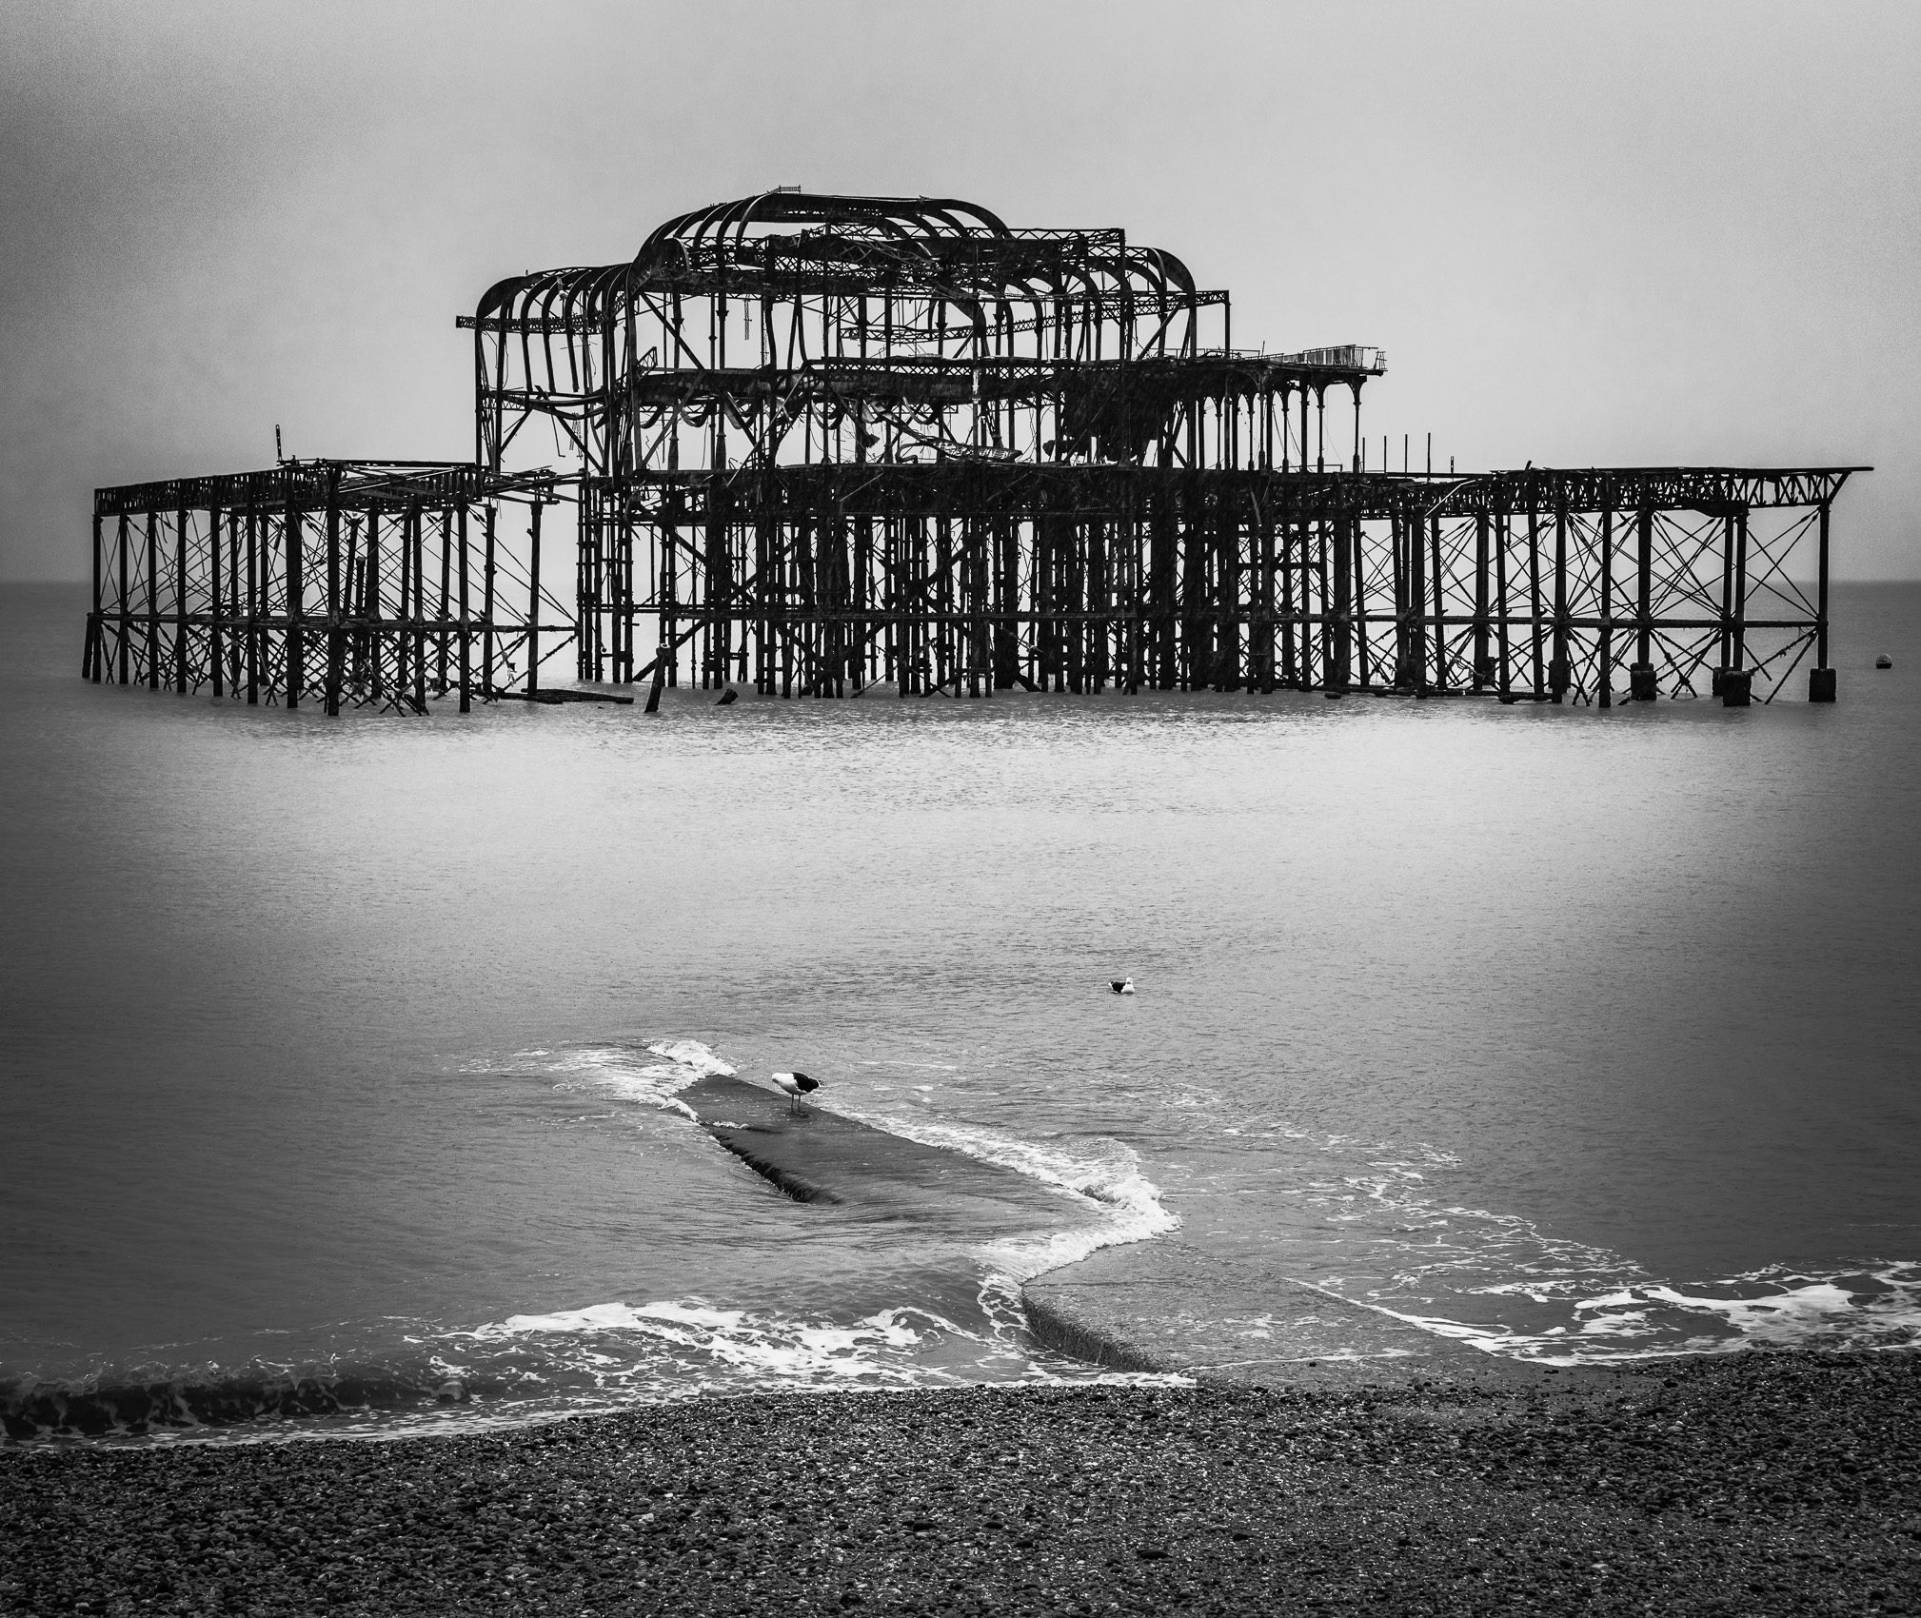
{"left": 84, "top": 191, "right": 1863, "bottom": 713}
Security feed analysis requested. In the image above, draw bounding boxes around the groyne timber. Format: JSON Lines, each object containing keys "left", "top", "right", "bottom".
{"left": 83, "top": 192, "right": 1863, "bottom": 713}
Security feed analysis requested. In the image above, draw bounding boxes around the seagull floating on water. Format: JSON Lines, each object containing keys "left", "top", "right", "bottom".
{"left": 1110, "top": 977, "right": 1135, "bottom": 996}
{"left": 770, "top": 1071, "right": 820, "bottom": 1115}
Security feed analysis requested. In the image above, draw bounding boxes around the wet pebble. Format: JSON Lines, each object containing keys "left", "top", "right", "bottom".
{"left": 2, "top": 1351, "right": 1920, "bottom": 1614}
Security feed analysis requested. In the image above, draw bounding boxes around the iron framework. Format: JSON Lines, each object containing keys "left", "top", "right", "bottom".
{"left": 86, "top": 191, "right": 1864, "bottom": 711}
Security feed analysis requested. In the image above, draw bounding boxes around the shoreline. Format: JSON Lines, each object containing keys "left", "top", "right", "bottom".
{"left": 5, "top": 1347, "right": 1918, "bottom": 1615}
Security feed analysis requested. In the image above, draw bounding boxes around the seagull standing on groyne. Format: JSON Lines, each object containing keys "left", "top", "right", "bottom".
{"left": 770, "top": 1071, "right": 820, "bottom": 1116}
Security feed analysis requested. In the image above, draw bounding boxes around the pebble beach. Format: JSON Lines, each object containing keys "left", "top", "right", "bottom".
{"left": 5, "top": 1348, "right": 1918, "bottom": 1616}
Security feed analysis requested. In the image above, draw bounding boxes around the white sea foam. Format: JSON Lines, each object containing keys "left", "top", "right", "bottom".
{"left": 823, "top": 1104, "right": 1178, "bottom": 1265}
{"left": 511, "top": 1037, "right": 736, "bottom": 1117}
{"left": 1366, "top": 1264, "right": 1921, "bottom": 1365}
{"left": 1199, "top": 1114, "right": 1921, "bottom": 1367}
{"left": 466, "top": 1300, "right": 950, "bottom": 1383}
{"left": 443, "top": 1294, "right": 1186, "bottom": 1407}
{"left": 815, "top": 1104, "right": 1181, "bottom": 1345}
{"left": 644, "top": 1039, "right": 737, "bottom": 1078}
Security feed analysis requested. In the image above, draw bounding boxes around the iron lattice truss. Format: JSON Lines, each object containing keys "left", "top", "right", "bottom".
{"left": 85, "top": 192, "right": 1862, "bottom": 711}
{"left": 86, "top": 463, "right": 560, "bottom": 714}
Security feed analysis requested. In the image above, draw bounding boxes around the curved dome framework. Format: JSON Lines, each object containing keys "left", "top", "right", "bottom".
{"left": 468, "top": 188, "right": 1275, "bottom": 480}
{"left": 82, "top": 193, "right": 1860, "bottom": 714}
{"left": 463, "top": 190, "right": 1398, "bottom": 696}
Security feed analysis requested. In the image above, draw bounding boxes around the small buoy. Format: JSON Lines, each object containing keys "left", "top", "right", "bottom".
{"left": 1110, "top": 977, "right": 1135, "bottom": 995}
{"left": 1876, "top": 655, "right": 1893, "bottom": 669}
{"left": 435, "top": 1380, "right": 468, "bottom": 1404}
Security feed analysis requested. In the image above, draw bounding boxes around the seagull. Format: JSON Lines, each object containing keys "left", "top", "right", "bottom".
{"left": 770, "top": 1071, "right": 820, "bottom": 1115}
{"left": 1110, "top": 978, "right": 1135, "bottom": 995}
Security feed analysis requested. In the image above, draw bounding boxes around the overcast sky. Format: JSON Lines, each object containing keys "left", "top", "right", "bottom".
{"left": 3, "top": 0, "right": 1916, "bottom": 580}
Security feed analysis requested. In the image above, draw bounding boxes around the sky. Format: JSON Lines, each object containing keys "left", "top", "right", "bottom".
{"left": 2, "top": 0, "right": 1917, "bottom": 581}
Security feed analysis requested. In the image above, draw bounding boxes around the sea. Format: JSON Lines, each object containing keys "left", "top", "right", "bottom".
{"left": 4, "top": 579, "right": 1919, "bottom": 1444}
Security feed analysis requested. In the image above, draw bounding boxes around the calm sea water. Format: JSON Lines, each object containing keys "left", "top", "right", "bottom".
{"left": 4, "top": 580, "right": 1919, "bottom": 1441}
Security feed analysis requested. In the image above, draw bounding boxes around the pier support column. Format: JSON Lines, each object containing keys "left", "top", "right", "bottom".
{"left": 1548, "top": 495, "right": 1568, "bottom": 703}
{"left": 527, "top": 500, "right": 543, "bottom": 694}
{"left": 1597, "top": 507, "right": 1613, "bottom": 710}
{"left": 86, "top": 506, "right": 102, "bottom": 681}
{"left": 1810, "top": 498, "right": 1835, "bottom": 702}
{"left": 1472, "top": 510, "right": 1491, "bottom": 688}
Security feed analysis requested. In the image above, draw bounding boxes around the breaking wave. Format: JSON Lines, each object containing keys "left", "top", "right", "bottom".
{"left": 2, "top": 1291, "right": 1185, "bottom": 1445}
{"left": 1393, "top": 1261, "right": 1921, "bottom": 1364}
{"left": 504, "top": 1036, "right": 735, "bottom": 1119}
{"left": 1173, "top": 1101, "right": 1921, "bottom": 1368}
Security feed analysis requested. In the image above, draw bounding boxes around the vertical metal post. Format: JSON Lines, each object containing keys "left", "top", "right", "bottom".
{"left": 458, "top": 503, "right": 472, "bottom": 713}
{"left": 1428, "top": 512, "right": 1445, "bottom": 691}
{"left": 1636, "top": 507, "right": 1653, "bottom": 670}
{"left": 437, "top": 507, "right": 453, "bottom": 695}
{"left": 1390, "top": 508, "right": 1409, "bottom": 686}
{"left": 365, "top": 509, "right": 381, "bottom": 699}
{"left": 173, "top": 501, "right": 189, "bottom": 694}
{"left": 344, "top": 515, "right": 363, "bottom": 700}
{"left": 1312, "top": 514, "right": 1331, "bottom": 689}
{"left": 1494, "top": 511, "right": 1511, "bottom": 697}
{"left": 285, "top": 496, "right": 303, "bottom": 709}
{"left": 1350, "top": 515, "right": 1371, "bottom": 687}
{"left": 209, "top": 501, "right": 223, "bottom": 698}
{"left": 1597, "top": 505, "right": 1613, "bottom": 710}
{"left": 1279, "top": 485, "right": 1297, "bottom": 688}
{"left": 116, "top": 512, "right": 131, "bottom": 686}
{"left": 482, "top": 497, "right": 497, "bottom": 698}
{"left": 1816, "top": 498, "right": 1831, "bottom": 670}
{"left": 411, "top": 500, "right": 427, "bottom": 714}
{"left": 228, "top": 510, "right": 242, "bottom": 694}
{"left": 1527, "top": 496, "right": 1544, "bottom": 697}
{"left": 527, "top": 499, "right": 543, "bottom": 694}
{"left": 244, "top": 500, "right": 258, "bottom": 705}
{"left": 323, "top": 468, "right": 343, "bottom": 716}
{"left": 1550, "top": 494, "right": 1568, "bottom": 702}
{"left": 1472, "top": 510, "right": 1490, "bottom": 688}
{"left": 144, "top": 510, "right": 159, "bottom": 690}
{"left": 1718, "top": 509, "right": 1736, "bottom": 675}
{"left": 575, "top": 487, "right": 593, "bottom": 683}
{"left": 1329, "top": 506, "right": 1351, "bottom": 691}
{"left": 87, "top": 506, "right": 103, "bottom": 680}
{"left": 1730, "top": 505, "right": 1749, "bottom": 675}
{"left": 1810, "top": 497, "right": 1835, "bottom": 702}
{"left": 1406, "top": 505, "right": 1426, "bottom": 691}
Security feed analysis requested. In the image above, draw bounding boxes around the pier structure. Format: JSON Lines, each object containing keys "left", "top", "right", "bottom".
{"left": 85, "top": 191, "right": 1862, "bottom": 711}
{"left": 85, "top": 462, "right": 557, "bottom": 714}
